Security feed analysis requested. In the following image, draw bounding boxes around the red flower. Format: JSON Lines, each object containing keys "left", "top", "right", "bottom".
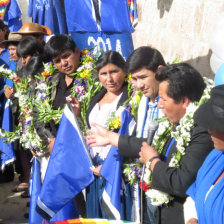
{"left": 139, "top": 180, "right": 151, "bottom": 192}
{"left": 19, "top": 120, "right": 23, "bottom": 123}
{"left": 13, "top": 76, "right": 20, "bottom": 83}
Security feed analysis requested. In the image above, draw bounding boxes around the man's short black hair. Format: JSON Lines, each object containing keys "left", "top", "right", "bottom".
{"left": 156, "top": 63, "right": 206, "bottom": 103}
{"left": 125, "top": 46, "right": 166, "bottom": 74}
{"left": 44, "top": 34, "right": 77, "bottom": 61}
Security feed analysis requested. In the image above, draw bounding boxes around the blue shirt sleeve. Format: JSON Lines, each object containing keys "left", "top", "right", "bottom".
{"left": 0, "top": 49, "right": 10, "bottom": 68}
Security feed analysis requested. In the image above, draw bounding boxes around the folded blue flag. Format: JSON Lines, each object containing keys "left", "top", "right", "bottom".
{"left": 36, "top": 104, "right": 94, "bottom": 220}
{"left": 3, "top": 0, "right": 22, "bottom": 32}
{"left": 0, "top": 99, "right": 15, "bottom": 170}
{"left": 28, "top": 0, "right": 67, "bottom": 34}
{"left": 100, "top": 109, "right": 135, "bottom": 219}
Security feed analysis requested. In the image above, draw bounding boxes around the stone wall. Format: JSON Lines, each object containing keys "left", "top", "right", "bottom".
{"left": 132, "top": 0, "right": 223, "bottom": 77}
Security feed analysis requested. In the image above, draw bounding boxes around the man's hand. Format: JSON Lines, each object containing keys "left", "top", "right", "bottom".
{"left": 47, "top": 138, "right": 55, "bottom": 154}
{"left": 90, "top": 165, "right": 102, "bottom": 176}
{"left": 31, "top": 149, "right": 38, "bottom": 157}
{"left": 66, "top": 95, "right": 81, "bottom": 117}
{"left": 4, "top": 86, "right": 13, "bottom": 99}
{"left": 139, "top": 142, "right": 160, "bottom": 170}
{"left": 186, "top": 218, "right": 198, "bottom": 224}
{"left": 86, "top": 123, "right": 110, "bottom": 147}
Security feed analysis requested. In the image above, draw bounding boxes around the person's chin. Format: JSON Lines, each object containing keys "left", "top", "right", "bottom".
{"left": 142, "top": 91, "right": 150, "bottom": 98}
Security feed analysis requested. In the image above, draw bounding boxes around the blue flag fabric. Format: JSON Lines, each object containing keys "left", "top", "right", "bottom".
{"left": 0, "top": 99, "right": 15, "bottom": 170}
{"left": 29, "top": 158, "right": 43, "bottom": 224}
{"left": 29, "top": 157, "right": 79, "bottom": 224}
{"left": 100, "top": 1, "right": 133, "bottom": 32}
{"left": 64, "top": 0, "right": 134, "bottom": 33}
{"left": 28, "top": 0, "right": 67, "bottom": 34}
{"left": 29, "top": 157, "right": 78, "bottom": 223}
{"left": 100, "top": 109, "right": 134, "bottom": 219}
{"left": 3, "top": 0, "right": 22, "bottom": 32}
{"left": 36, "top": 104, "right": 94, "bottom": 220}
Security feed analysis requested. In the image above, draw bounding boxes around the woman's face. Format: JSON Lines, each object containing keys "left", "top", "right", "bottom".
{"left": 8, "top": 44, "right": 18, "bottom": 61}
{"left": 208, "top": 130, "right": 224, "bottom": 151}
{"left": 98, "top": 63, "right": 126, "bottom": 94}
{"left": 21, "top": 55, "right": 32, "bottom": 66}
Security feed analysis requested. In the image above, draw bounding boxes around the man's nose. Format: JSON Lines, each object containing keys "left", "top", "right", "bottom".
{"left": 158, "top": 99, "right": 163, "bottom": 109}
{"left": 136, "top": 79, "right": 144, "bottom": 89}
{"left": 107, "top": 74, "right": 113, "bottom": 81}
{"left": 61, "top": 58, "right": 67, "bottom": 66}
{"left": 22, "top": 58, "right": 26, "bottom": 65}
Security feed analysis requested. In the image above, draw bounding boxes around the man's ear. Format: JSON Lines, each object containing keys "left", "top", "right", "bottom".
{"left": 75, "top": 47, "right": 80, "bottom": 56}
{"left": 156, "top": 65, "right": 164, "bottom": 72}
{"left": 182, "top": 97, "right": 191, "bottom": 109}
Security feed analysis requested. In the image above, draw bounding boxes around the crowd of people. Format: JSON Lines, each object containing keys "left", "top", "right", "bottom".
{"left": 0, "top": 19, "right": 223, "bottom": 224}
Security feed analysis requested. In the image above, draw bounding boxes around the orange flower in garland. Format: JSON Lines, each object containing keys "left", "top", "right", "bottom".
{"left": 42, "top": 71, "right": 51, "bottom": 79}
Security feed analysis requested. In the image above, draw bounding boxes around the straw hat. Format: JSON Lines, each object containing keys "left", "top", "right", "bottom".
{"left": 12, "top": 23, "right": 52, "bottom": 35}
{"left": 0, "top": 33, "right": 23, "bottom": 46}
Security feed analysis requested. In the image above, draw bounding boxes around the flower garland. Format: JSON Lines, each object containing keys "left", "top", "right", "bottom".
{"left": 0, "top": 67, "right": 44, "bottom": 151}
{"left": 69, "top": 49, "right": 102, "bottom": 132}
{"left": 34, "top": 62, "right": 63, "bottom": 125}
{"left": 123, "top": 77, "right": 214, "bottom": 206}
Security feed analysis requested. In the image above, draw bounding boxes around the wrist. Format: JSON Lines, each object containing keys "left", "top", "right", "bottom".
{"left": 150, "top": 157, "right": 160, "bottom": 171}
{"left": 108, "top": 131, "right": 119, "bottom": 147}
{"left": 107, "top": 130, "right": 112, "bottom": 145}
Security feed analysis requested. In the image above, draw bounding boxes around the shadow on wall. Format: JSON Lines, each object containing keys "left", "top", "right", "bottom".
{"left": 157, "top": 0, "right": 174, "bottom": 18}
{"left": 184, "top": 49, "right": 214, "bottom": 79}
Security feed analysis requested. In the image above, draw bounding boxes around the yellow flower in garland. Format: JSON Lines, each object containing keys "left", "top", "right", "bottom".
{"left": 132, "top": 92, "right": 141, "bottom": 105}
{"left": 108, "top": 116, "right": 121, "bottom": 130}
{"left": 85, "top": 55, "right": 94, "bottom": 62}
{"left": 80, "top": 69, "right": 91, "bottom": 79}
{"left": 127, "top": 73, "right": 132, "bottom": 82}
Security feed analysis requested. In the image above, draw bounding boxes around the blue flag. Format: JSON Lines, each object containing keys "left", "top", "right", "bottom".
{"left": 36, "top": 104, "right": 94, "bottom": 220}
{"left": 64, "top": 0, "right": 134, "bottom": 33}
{"left": 28, "top": 0, "right": 67, "bottom": 34}
{"left": 3, "top": 0, "right": 22, "bottom": 32}
{"left": 0, "top": 99, "right": 15, "bottom": 170}
{"left": 29, "top": 157, "right": 78, "bottom": 223}
{"left": 100, "top": 109, "right": 135, "bottom": 219}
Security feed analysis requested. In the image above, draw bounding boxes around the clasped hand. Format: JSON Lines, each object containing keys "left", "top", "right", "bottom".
{"left": 66, "top": 95, "right": 81, "bottom": 117}
{"left": 139, "top": 142, "right": 159, "bottom": 164}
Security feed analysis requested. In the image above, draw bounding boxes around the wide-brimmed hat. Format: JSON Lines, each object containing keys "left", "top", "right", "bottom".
{"left": 12, "top": 23, "right": 51, "bottom": 35}
{"left": 194, "top": 84, "right": 224, "bottom": 132}
{"left": 0, "top": 33, "right": 23, "bottom": 46}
